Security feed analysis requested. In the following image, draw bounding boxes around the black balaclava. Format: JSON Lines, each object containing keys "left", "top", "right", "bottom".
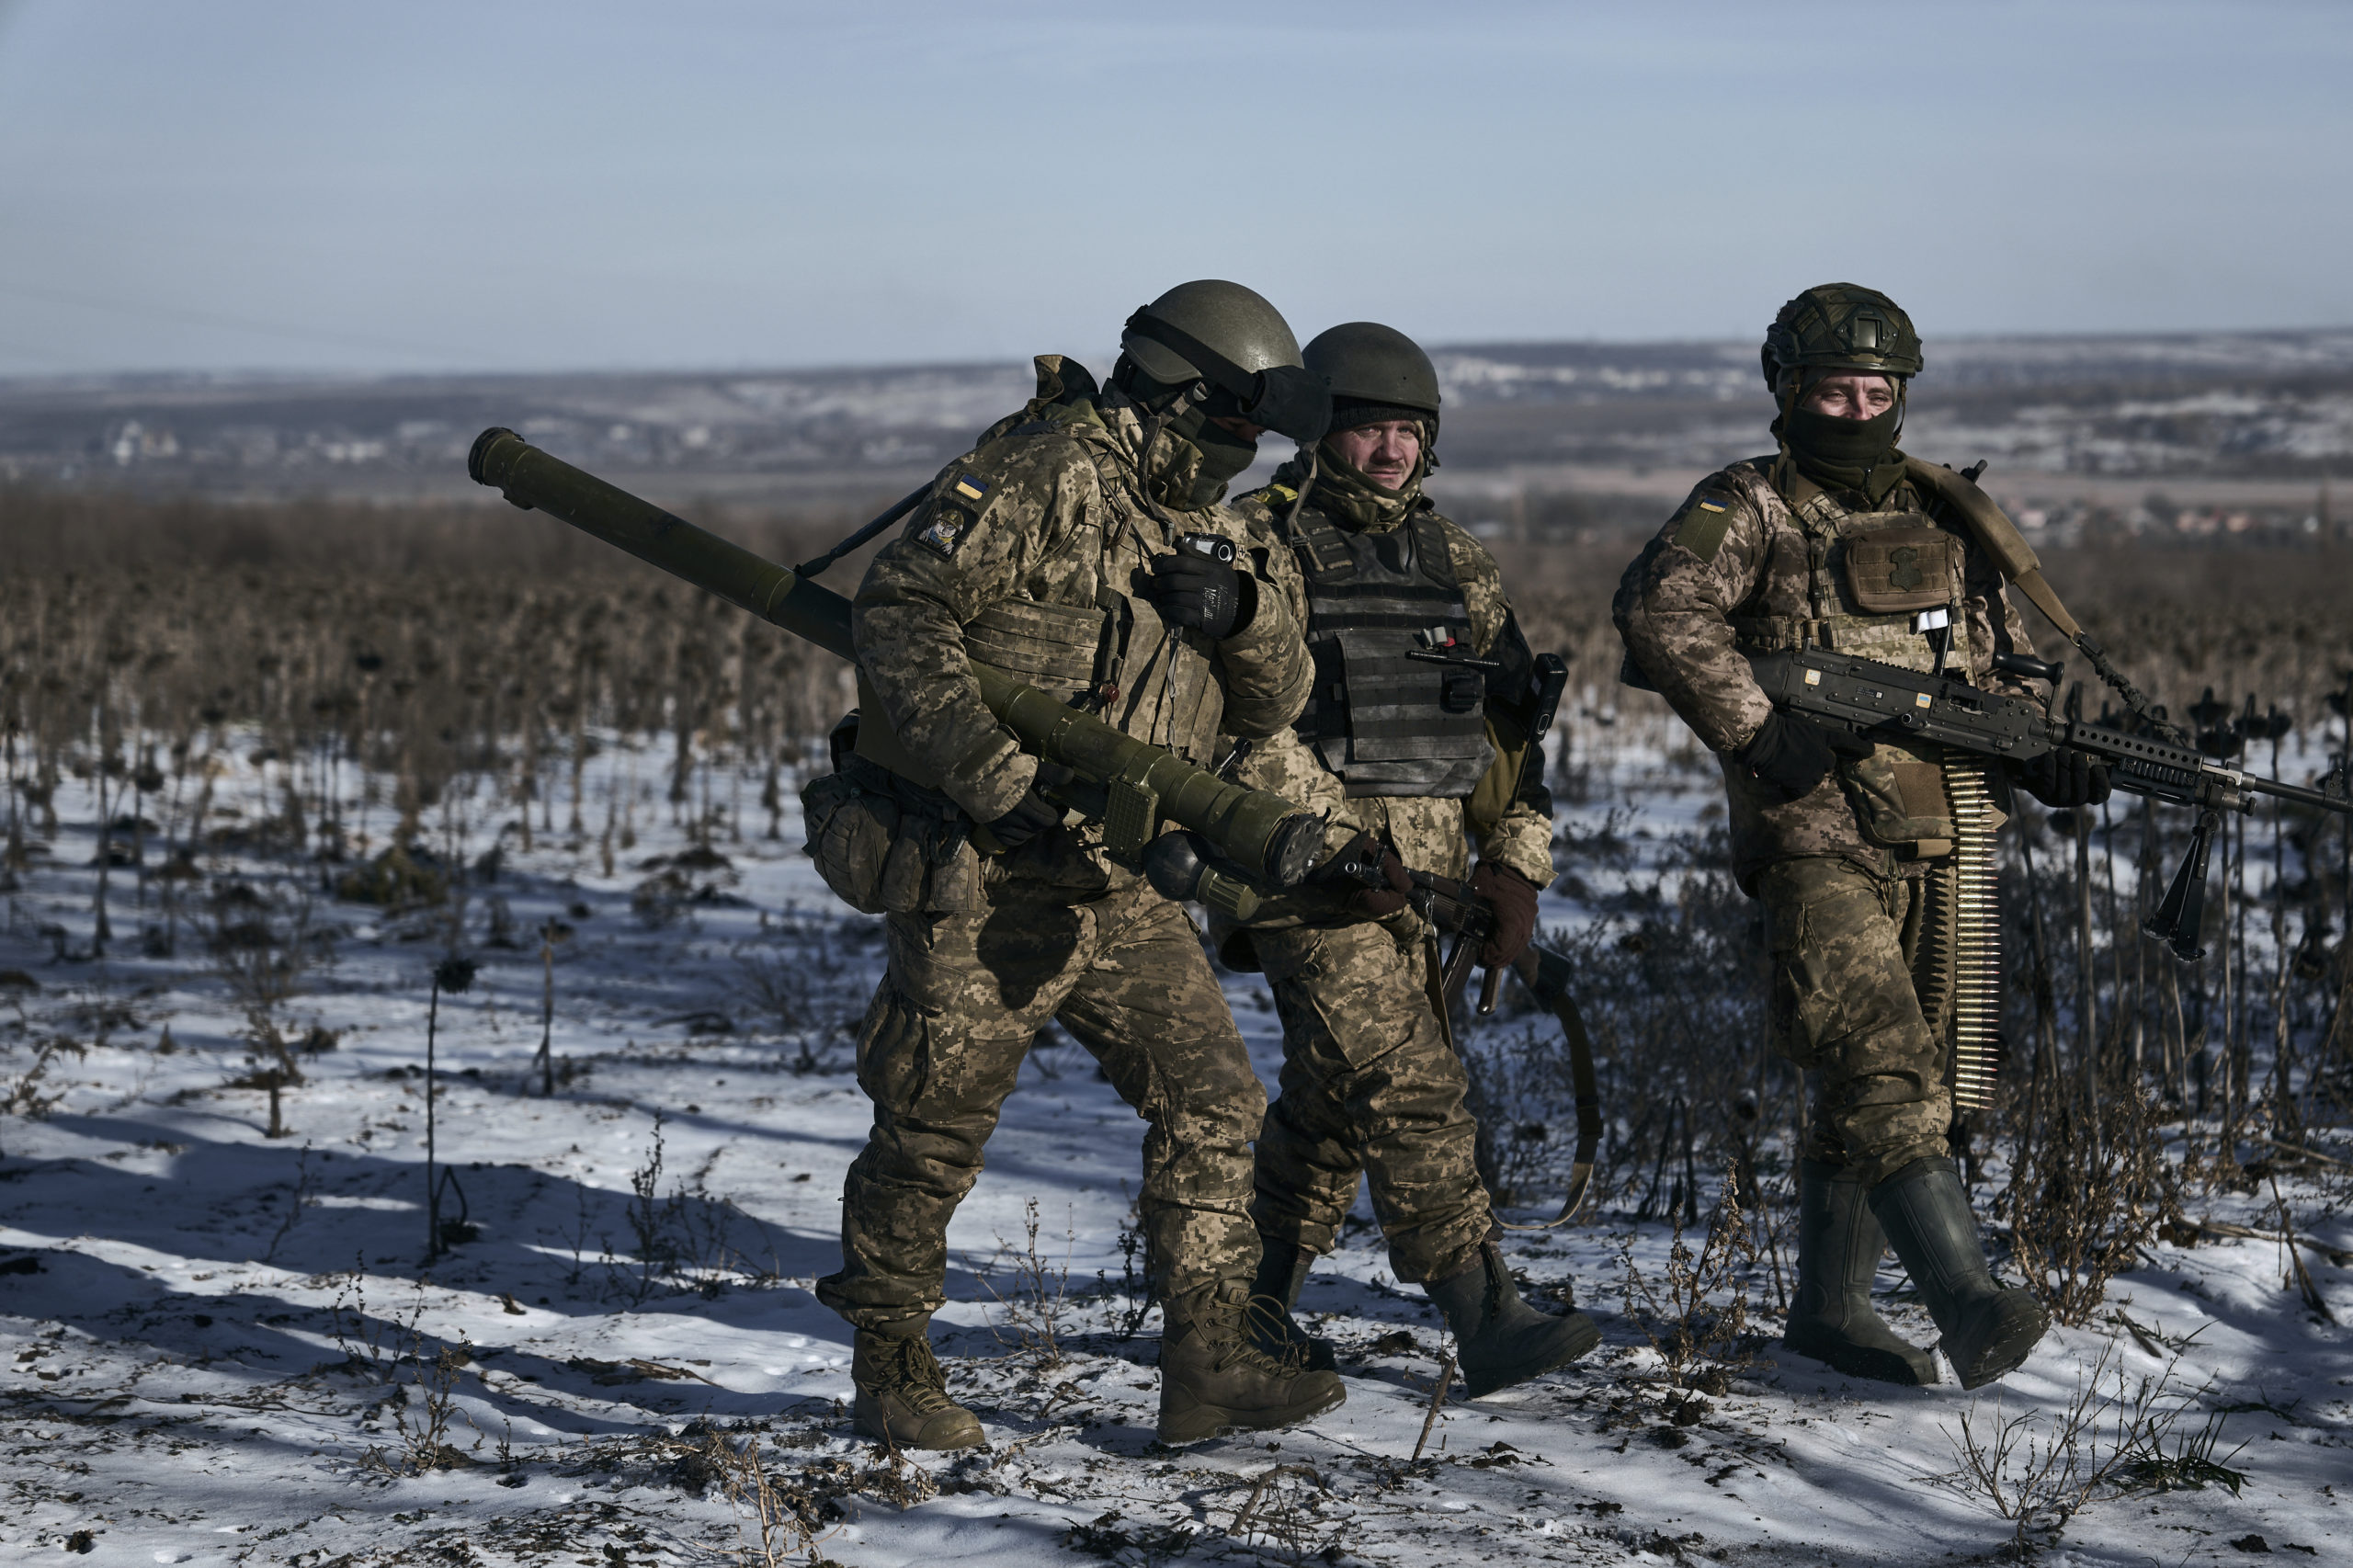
{"left": 1772, "top": 376, "right": 1907, "bottom": 506}
{"left": 1113, "top": 356, "right": 1258, "bottom": 510}
{"left": 1167, "top": 402, "right": 1258, "bottom": 508}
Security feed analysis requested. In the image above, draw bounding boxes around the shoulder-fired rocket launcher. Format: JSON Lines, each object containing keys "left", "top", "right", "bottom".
{"left": 466, "top": 427, "right": 1325, "bottom": 888}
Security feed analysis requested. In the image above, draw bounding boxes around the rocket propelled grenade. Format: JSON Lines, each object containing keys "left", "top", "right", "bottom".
{"left": 467, "top": 427, "right": 1325, "bottom": 888}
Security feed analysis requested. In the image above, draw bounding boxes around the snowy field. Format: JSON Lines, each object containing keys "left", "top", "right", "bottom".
{"left": 0, "top": 735, "right": 2347, "bottom": 1568}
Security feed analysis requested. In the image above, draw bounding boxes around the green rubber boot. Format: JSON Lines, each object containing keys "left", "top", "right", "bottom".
{"left": 851, "top": 1325, "right": 983, "bottom": 1451}
{"left": 1423, "top": 1244, "right": 1599, "bottom": 1399}
{"left": 1248, "top": 1235, "right": 1337, "bottom": 1373}
{"left": 1868, "top": 1156, "right": 2050, "bottom": 1391}
{"left": 1783, "top": 1160, "right": 1938, "bottom": 1385}
{"left": 1158, "top": 1279, "right": 1347, "bottom": 1445}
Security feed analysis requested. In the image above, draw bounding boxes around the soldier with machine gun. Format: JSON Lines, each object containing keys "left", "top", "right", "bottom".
{"left": 1613, "top": 284, "right": 2102, "bottom": 1392}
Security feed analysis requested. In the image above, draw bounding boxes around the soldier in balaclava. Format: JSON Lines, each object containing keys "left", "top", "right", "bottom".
{"left": 814, "top": 281, "right": 1345, "bottom": 1446}
{"left": 1214, "top": 323, "right": 1599, "bottom": 1399}
{"left": 1615, "top": 284, "right": 2108, "bottom": 1389}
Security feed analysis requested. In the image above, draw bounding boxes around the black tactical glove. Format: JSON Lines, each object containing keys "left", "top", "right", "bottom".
{"left": 1144, "top": 551, "right": 1254, "bottom": 641}
{"left": 1739, "top": 711, "right": 1870, "bottom": 804}
{"left": 982, "top": 763, "right": 1073, "bottom": 850}
{"left": 1314, "top": 830, "right": 1412, "bottom": 917}
{"left": 2011, "top": 747, "right": 2112, "bottom": 809}
{"left": 1470, "top": 861, "right": 1541, "bottom": 969}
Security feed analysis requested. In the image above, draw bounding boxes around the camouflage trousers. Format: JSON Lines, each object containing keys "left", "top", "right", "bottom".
{"left": 1248, "top": 918, "right": 1493, "bottom": 1286}
{"left": 1756, "top": 855, "right": 1951, "bottom": 1187}
{"left": 814, "top": 873, "right": 1266, "bottom": 1330}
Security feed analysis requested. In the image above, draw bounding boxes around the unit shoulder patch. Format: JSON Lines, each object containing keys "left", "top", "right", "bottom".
{"left": 917, "top": 500, "right": 977, "bottom": 559}
{"left": 1670, "top": 491, "right": 1740, "bottom": 563}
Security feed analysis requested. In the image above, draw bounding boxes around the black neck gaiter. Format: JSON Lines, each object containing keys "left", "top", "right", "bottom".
{"left": 1777, "top": 403, "right": 1907, "bottom": 506}
{"left": 1160, "top": 404, "right": 1258, "bottom": 510}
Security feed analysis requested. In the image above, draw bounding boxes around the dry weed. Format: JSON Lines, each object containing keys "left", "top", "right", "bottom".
{"left": 1915, "top": 1336, "right": 2245, "bottom": 1546}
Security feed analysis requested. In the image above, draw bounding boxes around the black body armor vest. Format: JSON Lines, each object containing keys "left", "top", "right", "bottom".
{"left": 1288, "top": 506, "right": 1495, "bottom": 798}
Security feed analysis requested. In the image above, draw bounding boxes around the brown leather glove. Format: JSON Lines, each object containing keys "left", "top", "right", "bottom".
{"left": 1470, "top": 861, "right": 1540, "bottom": 968}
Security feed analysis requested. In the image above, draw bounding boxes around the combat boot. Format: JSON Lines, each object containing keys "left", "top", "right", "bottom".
{"left": 1158, "top": 1279, "right": 1347, "bottom": 1445}
{"left": 850, "top": 1324, "right": 983, "bottom": 1451}
{"left": 1783, "top": 1160, "right": 1938, "bottom": 1385}
{"left": 1868, "top": 1155, "right": 2050, "bottom": 1391}
{"left": 1423, "top": 1244, "right": 1599, "bottom": 1399}
{"left": 1247, "top": 1235, "right": 1337, "bottom": 1373}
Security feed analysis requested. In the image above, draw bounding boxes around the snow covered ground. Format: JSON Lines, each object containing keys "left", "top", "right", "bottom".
{"left": 1, "top": 738, "right": 2347, "bottom": 1567}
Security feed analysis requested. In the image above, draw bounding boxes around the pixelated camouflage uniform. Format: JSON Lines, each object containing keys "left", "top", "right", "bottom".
{"left": 1214, "top": 458, "right": 1555, "bottom": 1284}
{"left": 1614, "top": 456, "right": 2042, "bottom": 1184}
{"left": 813, "top": 357, "right": 1313, "bottom": 1330}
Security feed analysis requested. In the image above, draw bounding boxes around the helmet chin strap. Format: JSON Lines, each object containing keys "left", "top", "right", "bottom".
{"left": 1130, "top": 377, "right": 1208, "bottom": 540}
{"left": 1282, "top": 445, "right": 1322, "bottom": 533}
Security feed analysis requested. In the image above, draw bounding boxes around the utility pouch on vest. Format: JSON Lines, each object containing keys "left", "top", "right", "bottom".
{"left": 1837, "top": 733, "right": 1958, "bottom": 858}
{"left": 1464, "top": 714, "right": 1534, "bottom": 839}
{"left": 804, "top": 715, "right": 983, "bottom": 915}
{"left": 853, "top": 596, "right": 1110, "bottom": 789}
{"left": 960, "top": 597, "right": 1108, "bottom": 701}
{"left": 1840, "top": 521, "right": 1964, "bottom": 615}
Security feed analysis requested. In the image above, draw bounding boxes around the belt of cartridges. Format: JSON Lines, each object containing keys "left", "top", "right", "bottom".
{"left": 1939, "top": 756, "right": 2003, "bottom": 1112}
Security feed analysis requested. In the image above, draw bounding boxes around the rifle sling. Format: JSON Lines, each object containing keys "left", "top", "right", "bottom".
{"left": 1903, "top": 457, "right": 2085, "bottom": 642}
{"left": 1492, "top": 947, "right": 1601, "bottom": 1233}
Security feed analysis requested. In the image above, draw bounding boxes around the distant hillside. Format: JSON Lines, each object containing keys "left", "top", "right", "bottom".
{"left": 2, "top": 330, "right": 2348, "bottom": 503}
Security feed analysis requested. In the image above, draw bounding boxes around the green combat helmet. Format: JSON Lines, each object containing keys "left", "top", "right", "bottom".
{"left": 1761, "top": 283, "right": 1924, "bottom": 393}
{"left": 1304, "top": 321, "right": 1442, "bottom": 443}
{"left": 1120, "top": 280, "right": 1328, "bottom": 445}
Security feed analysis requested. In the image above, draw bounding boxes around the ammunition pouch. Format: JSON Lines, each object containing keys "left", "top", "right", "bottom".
{"left": 1840, "top": 521, "right": 1963, "bottom": 615}
{"left": 1836, "top": 734, "right": 1956, "bottom": 858}
{"left": 1729, "top": 509, "right": 1971, "bottom": 677}
{"left": 803, "top": 716, "right": 983, "bottom": 915}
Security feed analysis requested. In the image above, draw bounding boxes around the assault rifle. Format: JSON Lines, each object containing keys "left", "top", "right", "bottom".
{"left": 1138, "top": 831, "right": 1601, "bottom": 1227}
{"left": 1747, "top": 646, "right": 2353, "bottom": 962}
{"left": 1347, "top": 851, "right": 1600, "bottom": 1232}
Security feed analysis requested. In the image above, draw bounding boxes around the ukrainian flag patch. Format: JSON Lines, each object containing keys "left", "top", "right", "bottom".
{"left": 1672, "top": 491, "right": 1738, "bottom": 562}
{"left": 951, "top": 472, "right": 990, "bottom": 505}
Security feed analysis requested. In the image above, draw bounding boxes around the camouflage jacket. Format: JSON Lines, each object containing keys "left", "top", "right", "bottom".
{"left": 1614, "top": 456, "right": 2040, "bottom": 887}
{"left": 1218, "top": 475, "right": 1556, "bottom": 935}
{"left": 852, "top": 355, "right": 1313, "bottom": 850}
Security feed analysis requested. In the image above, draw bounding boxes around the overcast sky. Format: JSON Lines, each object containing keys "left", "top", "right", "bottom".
{"left": 3, "top": 0, "right": 2348, "bottom": 377}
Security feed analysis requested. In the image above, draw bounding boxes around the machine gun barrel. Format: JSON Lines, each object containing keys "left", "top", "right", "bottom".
{"left": 467, "top": 427, "right": 1325, "bottom": 887}
{"left": 1748, "top": 646, "right": 2352, "bottom": 960}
